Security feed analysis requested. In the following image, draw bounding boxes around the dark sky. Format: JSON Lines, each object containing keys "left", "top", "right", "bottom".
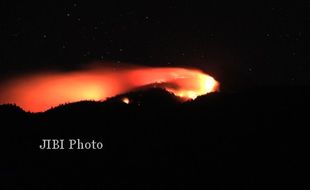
{"left": 1, "top": 1, "right": 309, "bottom": 89}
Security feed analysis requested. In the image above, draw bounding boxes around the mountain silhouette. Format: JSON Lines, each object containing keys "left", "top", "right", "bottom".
{"left": 0, "top": 85, "right": 307, "bottom": 189}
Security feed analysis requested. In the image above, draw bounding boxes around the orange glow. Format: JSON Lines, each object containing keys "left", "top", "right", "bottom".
{"left": 0, "top": 66, "right": 219, "bottom": 112}
{"left": 122, "top": 97, "right": 130, "bottom": 104}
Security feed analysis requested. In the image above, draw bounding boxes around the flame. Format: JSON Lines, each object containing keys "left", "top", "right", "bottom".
{"left": 0, "top": 66, "right": 219, "bottom": 112}
{"left": 122, "top": 97, "right": 130, "bottom": 104}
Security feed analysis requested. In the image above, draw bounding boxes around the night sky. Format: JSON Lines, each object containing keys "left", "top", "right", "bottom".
{"left": 1, "top": 1, "right": 309, "bottom": 90}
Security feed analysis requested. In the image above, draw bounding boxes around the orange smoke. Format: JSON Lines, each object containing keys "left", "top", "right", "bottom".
{"left": 0, "top": 66, "right": 219, "bottom": 112}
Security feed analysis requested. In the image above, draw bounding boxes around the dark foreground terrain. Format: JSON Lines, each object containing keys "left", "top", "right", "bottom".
{"left": 0, "top": 86, "right": 307, "bottom": 189}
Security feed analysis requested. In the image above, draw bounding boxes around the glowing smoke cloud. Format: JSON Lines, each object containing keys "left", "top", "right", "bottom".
{"left": 0, "top": 66, "right": 219, "bottom": 112}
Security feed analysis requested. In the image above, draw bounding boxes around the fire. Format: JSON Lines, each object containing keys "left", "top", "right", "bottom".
{"left": 122, "top": 97, "right": 130, "bottom": 104}
{"left": 0, "top": 66, "right": 219, "bottom": 112}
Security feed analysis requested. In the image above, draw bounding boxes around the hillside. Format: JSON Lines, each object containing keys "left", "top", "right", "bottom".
{"left": 0, "top": 86, "right": 307, "bottom": 189}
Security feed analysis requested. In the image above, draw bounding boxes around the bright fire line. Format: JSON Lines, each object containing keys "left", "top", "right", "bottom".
{"left": 0, "top": 66, "right": 219, "bottom": 112}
